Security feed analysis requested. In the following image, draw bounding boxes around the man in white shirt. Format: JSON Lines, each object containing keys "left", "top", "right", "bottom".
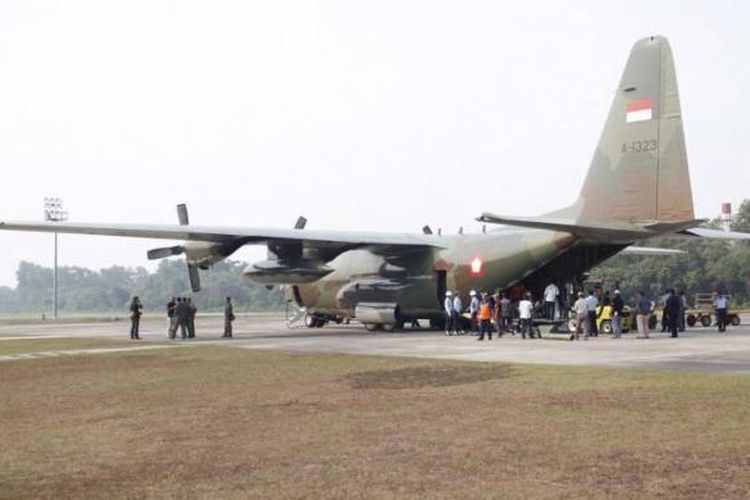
{"left": 543, "top": 283, "right": 559, "bottom": 320}
{"left": 518, "top": 293, "right": 533, "bottom": 339}
{"left": 453, "top": 292, "right": 465, "bottom": 335}
{"left": 443, "top": 291, "right": 454, "bottom": 336}
{"left": 469, "top": 290, "right": 480, "bottom": 335}
{"left": 713, "top": 292, "right": 729, "bottom": 333}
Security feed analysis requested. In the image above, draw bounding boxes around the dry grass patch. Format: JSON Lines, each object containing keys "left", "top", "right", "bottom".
{"left": 346, "top": 364, "right": 513, "bottom": 389}
{"left": 0, "top": 347, "right": 749, "bottom": 499}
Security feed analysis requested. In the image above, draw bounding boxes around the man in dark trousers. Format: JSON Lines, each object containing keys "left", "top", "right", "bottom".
{"left": 713, "top": 291, "right": 729, "bottom": 333}
{"left": 166, "top": 297, "right": 176, "bottom": 339}
{"left": 665, "top": 289, "right": 682, "bottom": 338}
{"left": 129, "top": 296, "right": 143, "bottom": 340}
{"left": 223, "top": 296, "right": 235, "bottom": 338}
{"left": 186, "top": 298, "right": 197, "bottom": 338}
{"left": 176, "top": 297, "right": 189, "bottom": 339}
{"left": 611, "top": 289, "right": 625, "bottom": 338}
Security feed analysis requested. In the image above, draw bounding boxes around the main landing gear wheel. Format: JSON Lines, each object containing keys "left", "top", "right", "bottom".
{"left": 304, "top": 314, "right": 316, "bottom": 328}
{"left": 700, "top": 315, "right": 712, "bottom": 327}
{"left": 600, "top": 320, "right": 613, "bottom": 335}
{"left": 686, "top": 314, "right": 696, "bottom": 327}
{"left": 305, "top": 314, "right": 325, "bottom": 328}
{"left": 730, "top": 315, "right": 741, "bottom": 326}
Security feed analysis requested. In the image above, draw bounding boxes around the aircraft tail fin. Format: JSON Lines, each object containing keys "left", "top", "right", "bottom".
{"left": 559, "top": 35, "right": 695, "bottom": 223}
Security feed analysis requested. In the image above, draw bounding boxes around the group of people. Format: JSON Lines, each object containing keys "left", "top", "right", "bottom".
{"left": 657, "top": 289, "right": 731, "bottom": 335}
{"left": 443, "top": 289, "right": 537, "bottom": 340}
{"left": 571, "top": 289, "right": 625, "bottom": 340}
{"left": 166, "top": 296, "right": 198, "bottom": 339}
{"left": 127, "top": 296, "right": 236, "bottom": 339}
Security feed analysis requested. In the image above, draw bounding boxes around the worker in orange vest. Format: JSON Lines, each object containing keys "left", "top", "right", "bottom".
{"left": 477, "top": 293, "right": 494, "bottom": 341}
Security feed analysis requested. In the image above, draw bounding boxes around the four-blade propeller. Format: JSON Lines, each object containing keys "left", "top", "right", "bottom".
{"left": 146, "top": 204, "right": 201, "bottom": 292}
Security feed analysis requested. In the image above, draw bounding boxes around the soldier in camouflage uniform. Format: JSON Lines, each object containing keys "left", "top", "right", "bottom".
{"left": 223, "top": 296, "right": 235, "bottom": 338}
{"left": 186, "top": 297, "right": 197, "bottom": 338}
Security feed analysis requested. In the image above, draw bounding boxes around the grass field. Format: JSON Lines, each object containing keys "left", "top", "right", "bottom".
{"left": 1, "top": 344, "right": 749, "bottom": 498}
{"left": 0, "top": 338, "right": 134, "bottom": 356}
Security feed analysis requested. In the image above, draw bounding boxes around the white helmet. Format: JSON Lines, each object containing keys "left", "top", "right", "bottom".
{"left": 445, "top": 291, "right": 453, "bottom": 296}
{"left": 470, "top": 290, "right": 477, "bottom": 296}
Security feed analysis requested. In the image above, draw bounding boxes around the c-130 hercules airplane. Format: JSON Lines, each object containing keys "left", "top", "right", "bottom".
{"left": 2, "top": 36, "right": 749, "bottom": 330}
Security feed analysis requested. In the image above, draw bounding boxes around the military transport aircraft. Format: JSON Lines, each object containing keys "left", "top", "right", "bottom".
{"left": 2, "top": 36, "right": 749, "bottom": 330}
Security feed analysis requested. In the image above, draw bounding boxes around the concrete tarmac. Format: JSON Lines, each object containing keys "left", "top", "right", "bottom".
{"left": 2, "top": 313, "right": 750, "bottom": 373}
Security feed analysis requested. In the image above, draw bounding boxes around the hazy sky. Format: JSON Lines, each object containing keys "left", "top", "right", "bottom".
{"left": 1, "top": 0, "right": 749, "bottom": 287}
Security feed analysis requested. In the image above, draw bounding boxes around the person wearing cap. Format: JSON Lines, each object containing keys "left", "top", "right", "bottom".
{"left": 477, "top": 293, "right": 494, "bottom": 341}
{"left": 452, "top": 292, "right": 465, "bottom": 335}
{"left": 469, "top": 290, "right": 480, "bottom": 335}
{"left": 443, "top": 291, "right": 454, "bottom": 336}
{"left": 611, "top": 290, "right": 624, "bottom": 338}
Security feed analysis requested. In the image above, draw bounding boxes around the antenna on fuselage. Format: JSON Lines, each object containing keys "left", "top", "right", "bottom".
{"left": 422, "top": 225, "right": 433, "bottom": 235}
{"left": 458, "top": 226, "right": 463, "bottom": 235}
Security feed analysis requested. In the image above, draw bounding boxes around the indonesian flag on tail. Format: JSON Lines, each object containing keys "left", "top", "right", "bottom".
{"left": 626, "top": 98, "right": 654, "bottom": 123}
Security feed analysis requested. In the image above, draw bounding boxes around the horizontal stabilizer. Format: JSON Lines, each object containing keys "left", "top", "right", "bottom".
{"left": 477, "top": 212, "right": 704, "bottom": 242}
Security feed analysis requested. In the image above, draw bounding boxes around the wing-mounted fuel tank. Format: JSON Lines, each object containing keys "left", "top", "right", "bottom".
{"left": 355, "top": 302, "right": 400, "bottom": 325}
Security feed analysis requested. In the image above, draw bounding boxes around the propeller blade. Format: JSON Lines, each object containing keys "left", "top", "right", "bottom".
{"left": 187, "top": 263, "right": 201, "bottom": 292}
{"left": 294, "top": 216, "right": 307, "bottom": 230}
{"left": 177, "top": 203, "right": 189, "bottom": 226}
{"left": 147, "top": 245, "right": 184, "bottom": 260}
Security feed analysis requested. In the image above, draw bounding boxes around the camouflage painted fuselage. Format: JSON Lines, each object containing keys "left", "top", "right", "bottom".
{"left": 286, "top": 228, "right": 577, "bottom": 321}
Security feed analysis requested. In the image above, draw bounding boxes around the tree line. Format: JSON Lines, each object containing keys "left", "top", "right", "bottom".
{"left": 0, "top": 259, "right": 285, "bottom": 314}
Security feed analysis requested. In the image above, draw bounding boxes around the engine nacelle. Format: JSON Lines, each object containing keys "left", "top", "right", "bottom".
{"left": 184, "top": 241, "right": 229, "bottom": 268}
{"left": 355, "top": 302, "right": 399, "bottom": 325}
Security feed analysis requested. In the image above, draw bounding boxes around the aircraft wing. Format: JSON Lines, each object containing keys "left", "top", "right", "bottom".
{"left": 0, "top": 220, "right": 444, "bottom": 251}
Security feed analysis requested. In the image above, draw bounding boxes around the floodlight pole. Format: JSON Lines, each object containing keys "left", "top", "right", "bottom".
{"left": 53, "top": 232, "right": 58, "bottom": 319}
{"left": 44, "top": 197, "right": 67, "bottom": 319}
